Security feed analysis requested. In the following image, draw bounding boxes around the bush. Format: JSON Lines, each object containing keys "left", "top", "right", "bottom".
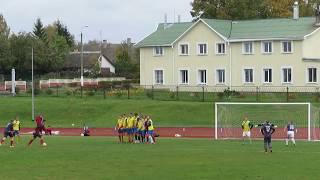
{"left": 46, "top": 89, "right": 54, "bottom": 95}
{"left": 27, "top": 88, "right": 41, "bottom": 95}
{"left": 217, "top": 92, "right": 224, "bottom": 99}
{"left": 65, "top": 90, "right": 72, "bottom": 96}
{"left": 115, "top": 89, "right": 123, "bottom": 97}
{"left": 85, "top": 90, "right": 95, "bottom": 96}
{"left": 169, "top": 92, "right": 176, "bottom": 99}
{"left": 146, "top": 90, "right": 153, "bottom": 99}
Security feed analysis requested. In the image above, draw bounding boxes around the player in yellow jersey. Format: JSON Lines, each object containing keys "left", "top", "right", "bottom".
{"left": 115, "top": 115, "right": 124, "bottom": 143}
{"left": 13, "top": 116, "right": 21, "bottom": 142}
{"left": 241, "top": 116, "right": 253, "bottom": 144}
{"left": 146, "top": 116, "right": 155, "bottom": 144}
{"left": 137, "top": 117, "right": 146, "bottom": 143}
{"left": 127, "top": 113, "right": 135, "bottom": 143}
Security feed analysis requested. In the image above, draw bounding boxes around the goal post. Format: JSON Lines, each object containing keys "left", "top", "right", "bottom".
{"left": 215, "top": 102, "right": 318, "bottom": 141}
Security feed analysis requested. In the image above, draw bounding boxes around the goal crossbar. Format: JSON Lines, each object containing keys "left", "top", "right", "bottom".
{"left": 215, "top": 102, "right": 311, "bottom": 141}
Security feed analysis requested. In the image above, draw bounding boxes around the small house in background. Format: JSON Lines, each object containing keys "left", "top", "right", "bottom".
{"left": 64, "top": 51, "right": 115, "bottom": 76}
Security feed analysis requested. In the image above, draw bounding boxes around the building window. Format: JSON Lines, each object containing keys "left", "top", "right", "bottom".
{"left": 282, "top": 41, "right": 293, "bottom": 53}
{"left": 198, "top": 70, "right": 207, "bottom": 84}
{"left": 282, "top": 68, "right": 292, "bottom": 83}
{"left": 154, "top": 70, "right": 164, "bottom": 84}
{"left": 244, "top": 69, "right": 253, "bottom": 83}
{"left": 179, "top": 44, "right": 189, "bottom": 55}
{"left": 216, "top": 69, "right": 225, "bottom": 84}
{"left": 197, "top": 43, "right": 208, "bottom": 55}
{"left": 180, "top": 70, "right": 189, "bottom": 84}
{"left": 307, "top": 68, "right": 317, "bottom": 83}
{"left": 154, "top": 46, "right": 163, "bottom": 56}
{"left": 263, "top": 68, "right": 272, "bottom": 83}
{"left": 243, "top": 42, "right": 254, "bottom": 54}
{"left": 262, "top": 41, "right": 273, "bottom": 54}
{"left": 216, "top": 43, "right": 226, "bottom": 54}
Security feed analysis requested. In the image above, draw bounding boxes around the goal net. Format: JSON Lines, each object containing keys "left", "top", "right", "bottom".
{"left": 215, "top": 102, "right": 320, "bottom": 141}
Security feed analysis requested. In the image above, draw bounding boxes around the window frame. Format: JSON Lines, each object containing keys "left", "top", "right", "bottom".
{"left": 243, "top": 68, "right": 254, "bottom": 84}
{"left": 153, "top": 46, "right": 164, "bottom": 56}
{"left": 154, "top": 69, "right": 164, "bottom": 85}
{"left": 197, "top": 42, "right": 208, "bottom": 56}
{"left": 179, "top": 69, "right": 190, "bottom": 85}
{"left": 215, "top": 68, "right": 226, "bottom": 85}
{"left": 281, "top": 41, "right": 294, "bottom": 54}
{"left": 306, "top": 67, "right": 317, "bottom": 84}
{"left": 261, "top": 41, "right": 273, "bottom": 54}
{"left": 215, "top": 42, "right": 226, "bottom": 55}
{"left": 197, "top": 69, "right": 208, "bottom": 85}
{"left": 262, "top": 68, "right": 273, "bottom": 84}
{"left": 281, "top": 66, "right": 293, "bottom": 84}
{"left": 179, "top": 43, "right": 190, "bottom": 56}
{"left": 242, "top": 41, "right": 254, "bottom": 55}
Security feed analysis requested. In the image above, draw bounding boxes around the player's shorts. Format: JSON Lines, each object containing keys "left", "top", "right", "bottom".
{"left": 242, "top": 131, "right": 251, "bottom": 137}
{"left": 133, "top": 128, "right": 138, "bottom": 133}
{"left": 287, "top": 131, "right": 295, "bottom": 138}
{"left": 3, "top": 131, "right": 13, "bottom": 138}
{"left": 118, "top": 128, "right": 123, "bottom": 134}
{"left": 33, "top": 132, "right": 42, "bottom": 138}
{"left": 126, "top": 128, "right": 133, "bottom": 135}
{"left": 264, "top": 136, "right": 272, "bottom": 144}
{"left": 147, "top": 130, "right": 154, "bottom": 135}
{"left": 13, "top": 130, "right": 20, "bottom": 136}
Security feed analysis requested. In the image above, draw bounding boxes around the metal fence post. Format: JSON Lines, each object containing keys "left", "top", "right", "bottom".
{"left": 256, "top": 86, "right": 259, "bottom": 102}
{"left": 152, "top": 85, "right": 154, "bottom": 100}
{"left": 286, "top": 86, "right": 289, "bottom": 102}
{"left": 103, "top": 88, "right": 106, "bottom": 99}
{"left": 176, "top": 86, "right": 179, "bottom": 101}
{"left": 202, "top": 86, "right": 205, "bottom": 102}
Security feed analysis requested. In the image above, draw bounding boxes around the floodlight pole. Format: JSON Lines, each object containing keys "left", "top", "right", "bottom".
{"left": 32, "top": 47, "right": 35, "bottom": 121}
{"left": 80, "top": 32, "right": 83, "bottom": 98}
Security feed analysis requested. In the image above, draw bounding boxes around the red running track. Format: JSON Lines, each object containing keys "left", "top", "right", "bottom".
{"left": 1, "top": 127, "right": 318, "bottom": 139}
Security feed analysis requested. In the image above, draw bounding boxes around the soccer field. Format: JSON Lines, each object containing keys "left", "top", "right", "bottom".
{"left": 1, "top": 136, "right": 320, "bottom": 180}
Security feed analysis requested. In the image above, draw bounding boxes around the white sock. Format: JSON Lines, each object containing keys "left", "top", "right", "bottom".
{"left": 292, "top": 138, "right": 296, "bottom": 145}
{"left": 286, "top": 139, "right": 289, "bottom": 145}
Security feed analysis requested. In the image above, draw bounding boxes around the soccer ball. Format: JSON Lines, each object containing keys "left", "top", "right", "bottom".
{"left": 42, "top": 143, "right": 47, "bottom": 147}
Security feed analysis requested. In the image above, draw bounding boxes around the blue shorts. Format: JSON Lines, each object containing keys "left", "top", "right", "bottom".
{"left": 133, "top": 128, "right": 138, "bottom": 133}
{"left": 147, "top": 130, "right": 154, "bottom": 135}
{"left": 4, "top": 131, "right": 13, "bottom": 138}
{"left": 127, "top": 128, "right": 134, "bottom": 135}
{"left": 118, "top": 129, "right": 123, "bottom": 134}
{"left": 13, "top": 130, "right": 20, "bottom": 136}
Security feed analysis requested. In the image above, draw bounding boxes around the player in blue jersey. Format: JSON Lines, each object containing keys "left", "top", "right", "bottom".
{"left": 0, "top": 120, "right": 15, "bottom": 148}
{"left": 285, "top": 121, "right": 296, "bottom": 146}
{"left": 260, "top": 121, "right": 275, "bottom": 153}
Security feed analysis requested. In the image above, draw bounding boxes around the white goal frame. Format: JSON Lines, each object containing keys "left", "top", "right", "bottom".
{"left": 215, "top": 102, "right": 311, "bottom": 141}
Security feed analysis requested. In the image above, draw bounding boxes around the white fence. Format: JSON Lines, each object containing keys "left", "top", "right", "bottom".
{"left": 4, "top": 81, "right": 27, "bottom": 91}
{"left": 39, "top": 77, "right": 126, "bottom": 89}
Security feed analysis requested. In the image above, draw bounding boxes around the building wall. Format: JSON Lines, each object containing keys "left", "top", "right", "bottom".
{"left": 101, "top": 56, "right": 115, "bottom": 73}
{"left": 139, "top": 21, "right": 320, "bottom": 87}
{"left": 303, "top": 28, "right": 320, "bottom": 59}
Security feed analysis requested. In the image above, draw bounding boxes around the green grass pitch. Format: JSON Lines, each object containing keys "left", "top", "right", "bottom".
{"left": 1, "top": 136, "right": 320, "bottom": 180}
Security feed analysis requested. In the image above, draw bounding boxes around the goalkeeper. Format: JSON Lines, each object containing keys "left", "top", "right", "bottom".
{"left": 241, "top": 116, "right": 253, "bottom": 144}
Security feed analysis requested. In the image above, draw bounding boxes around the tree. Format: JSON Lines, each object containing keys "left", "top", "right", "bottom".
{"left": 47, "top": 34, "right": 70, "bottom": 72}
{"left": 190, "top": 0, "right": 320, "bottom": 20}
{"left": 115, "top": 41, "right": 138, "bottom": 79}
{"left": 33, "top": 18, "right": 47, "bottom": 42}
{"left": 0, "top": 14, "right": 12, "bottom": 74}
{"left": 55, "top": 20, "right": 75, "bottom": 48}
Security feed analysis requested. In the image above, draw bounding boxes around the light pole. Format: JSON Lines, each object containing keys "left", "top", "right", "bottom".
{"left": 80, "top": 25, "right": 88, "bottom": 98}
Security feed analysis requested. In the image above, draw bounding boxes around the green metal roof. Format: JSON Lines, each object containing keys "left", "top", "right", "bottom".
{"left": 136, "top": 17, "right": 319, "bottom": 47}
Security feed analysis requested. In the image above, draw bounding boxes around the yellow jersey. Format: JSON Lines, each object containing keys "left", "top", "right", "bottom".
{"left": 138, "top": 120, "right": 145, "bottom": 130}
{"left": 117, "top": 118, "right": 123, "bottom": 128}
{"left": 242, "top": 120, "right": 251, "bottom": 132}
{"left": 13, "top": 120, "right": 20, "bottom": 131}
{"left": 127, "top": 117, "right": 135, "bottom": 128}
{"left": 148, "top": 119, "right": 154, "bottom": 130}
{"left": 122, "top": 118, "right": 128, "bottom": 128}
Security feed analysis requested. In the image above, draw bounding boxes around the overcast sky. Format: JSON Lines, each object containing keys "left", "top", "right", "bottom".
{"left": 0, "top": 0, "right": 193, "bottom": 43}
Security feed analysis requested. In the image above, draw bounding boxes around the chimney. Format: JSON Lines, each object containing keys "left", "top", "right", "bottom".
{"left": 178, "top": 15, "right": 181, "bottom": 23}
{"left": 293, "top": 1, "right": 299, "bottom": 20}
{"left": 315, "top": 4, "right": 320, "bottom": 26}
